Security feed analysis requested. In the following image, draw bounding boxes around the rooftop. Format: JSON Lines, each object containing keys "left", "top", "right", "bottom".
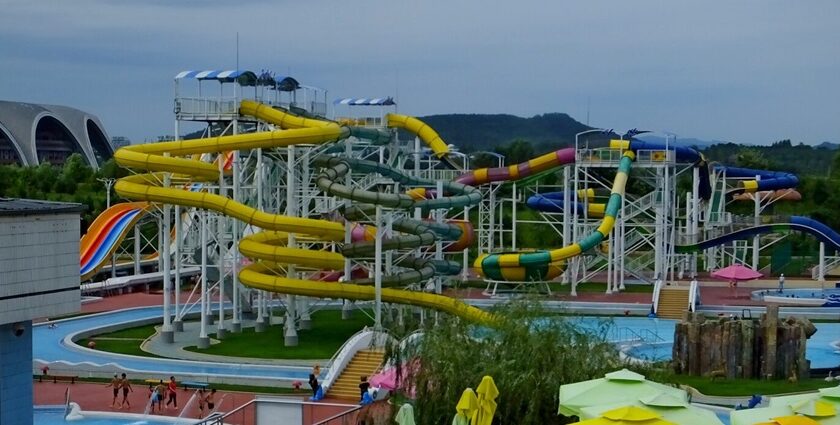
{"left": 0, "top": 198, "right": 86, "bottom": 217}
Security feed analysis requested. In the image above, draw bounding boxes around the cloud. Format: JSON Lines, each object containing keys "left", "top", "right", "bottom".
{"left": 0, "top": 0, "right": 838, "bottom": 143}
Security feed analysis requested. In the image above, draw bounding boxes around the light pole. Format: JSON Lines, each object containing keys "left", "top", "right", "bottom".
{"left": 98, "top": 177, "right": 117, "bottom": 278}
{"left": 97, "top": 178, "right": 116, "bottom": 209}
{"left": 469, "top": 151, "right": 505, "bottom": 168}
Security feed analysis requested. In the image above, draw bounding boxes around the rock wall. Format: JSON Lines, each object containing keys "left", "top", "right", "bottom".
{"left": 672, "top": 305, "right": 816, "bottom": 380}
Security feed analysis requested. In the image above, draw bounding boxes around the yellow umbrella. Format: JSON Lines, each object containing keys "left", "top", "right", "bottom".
{"left": 470, "top": 376, "right": 499, "bottom": 425}
{"left": 453, "top": 388, "right": 478, "bottom": 425}
{"left": 575, "top": 406, "right": 677, "bottom": 425}
{"left": 791, "top": 400, "right": 837, "bottom": 418}
{"left": 771, "top": 416, "right": 822, "bottom": 425}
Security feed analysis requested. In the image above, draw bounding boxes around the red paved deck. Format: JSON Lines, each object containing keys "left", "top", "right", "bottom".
{"left": 34, "top": 380, "right": 355, "bottom": 424}
{"left": 35, "top": 380, "right": 255, "bottom": 422}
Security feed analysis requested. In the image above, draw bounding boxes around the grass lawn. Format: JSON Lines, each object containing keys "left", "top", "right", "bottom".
{"left": 185, "top": 310, "right": 374, "bottom": 360}
{"left": 78, "top": 323, "right": 163, "bottom": 358}
{"left": 93, "top": 324, "right": 159, "bottom": 339}
{"left": 78, "top": 338, "right": 166, "bottom": 358}
{"left": 673, "top": 375, "right": 837, "bottom": 396}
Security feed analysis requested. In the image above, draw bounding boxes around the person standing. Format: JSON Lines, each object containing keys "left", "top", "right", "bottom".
{"left": 154, "top": 380, "right": 166, "bottom": 413}
{"left": 779, "top": 273, "right": 785, "bottom": 293}
{"left": 197, "top": 388, "right": 206, "bottom": 419}
{"left": 309, "top": 365, "right": 321, "bottom": 397}
{"left": 205, "top": 389, "right": 216, "bottom": 412}
{"left": 106, "top": 374, "right": 121, "bottom": 408}
{"left": 119, "top": 373, "right": 133, "bottom": 409}
{"left": 165, "top": 376, "right": 178, "bottom": 409}
{"left": 358, "top": 376, "right": 370, "bottom": 401}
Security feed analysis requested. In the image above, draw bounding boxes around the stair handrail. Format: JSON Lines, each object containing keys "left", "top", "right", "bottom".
{"left": 652, "top": 279, "right": 663, "bottom": 315}
{"left": 688, "top": 279, "right": 698, "bottom": 312}
{"left": 312, "top": 405, "right": 364, "bottom": 425}
{"left": 321, "top": 327, "right": 393, "bottom": 392}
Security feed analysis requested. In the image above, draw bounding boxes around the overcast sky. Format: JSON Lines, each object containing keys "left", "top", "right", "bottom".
{"left": 1, "top": 0, "right": 838, "bottom": 144}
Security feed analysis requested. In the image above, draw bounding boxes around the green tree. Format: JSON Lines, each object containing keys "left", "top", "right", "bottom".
{"left": 385, "top": 300, "right": 669, "bottom": 425}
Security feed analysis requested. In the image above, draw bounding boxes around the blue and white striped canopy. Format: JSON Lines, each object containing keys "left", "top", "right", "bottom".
{"left": 174, "top": 70, "right": 258, "bottom": 85}
{"left": 333, "top": 97, "right": 396, "bottom": 106}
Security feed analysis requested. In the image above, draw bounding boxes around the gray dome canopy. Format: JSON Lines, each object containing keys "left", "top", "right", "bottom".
{"left": 0, "top": 100, "right": 114, "bottom": 168}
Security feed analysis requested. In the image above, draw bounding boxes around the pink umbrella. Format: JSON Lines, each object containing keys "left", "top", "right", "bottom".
{"left": 711, "top": 264, "right": 763, "bottom": 281}
{"left": 370, "top": 360, "right": 419, "bottom": 398}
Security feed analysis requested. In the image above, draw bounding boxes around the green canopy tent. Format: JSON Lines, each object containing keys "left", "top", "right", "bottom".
{"left": 558, "top": 369, "right": 688, "bottom": 417}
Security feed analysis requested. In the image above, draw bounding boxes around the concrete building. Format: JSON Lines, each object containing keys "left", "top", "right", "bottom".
{"left": 0, "top": 198, "right": 83, "bottom": 425}
{"left": 0, "top": 101, "right": 114, "bottom": 168}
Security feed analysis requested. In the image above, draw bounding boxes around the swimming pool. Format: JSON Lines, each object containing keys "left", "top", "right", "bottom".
{"left": 35, "top": 406, "right": 193, "bottom": 425}
{"left": 34, "top": 305, "right": 314, "bottom": 381}
{"left": 622, "top": 319, "right": 840, "bottom": 369}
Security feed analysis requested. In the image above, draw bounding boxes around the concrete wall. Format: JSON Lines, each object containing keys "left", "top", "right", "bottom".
{"left": 0, "top": 213, "right": 80, "bottom": 324}
{"left": 0, "top": 321, "right": 34, "bottom": 425}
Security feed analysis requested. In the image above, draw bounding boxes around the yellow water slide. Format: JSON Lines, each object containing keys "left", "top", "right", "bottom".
{"left": 113, "top": 100, "right": 493, "bottom": 324}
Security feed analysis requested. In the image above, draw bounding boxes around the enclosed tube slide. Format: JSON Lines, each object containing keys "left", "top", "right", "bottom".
{"left": 476, "top": 152, "right": 636, "bottom": 281}
{"left": 525, "top": 189, "right": 605, "bottom": 217}
{"left": 609, "top": 139, "right": 712, "bottom": 200}
{"left": 455, "top": 148, "right": 575, "bottom": 186}
{"left": 716, "top": 166, "right": 799, "bottom": 194}
{"left": 676, "top": 216, "right": 840, "bottom": 253}
{"left": 113, "top": 100, "right": 493, "bottom": 324}
{"left": 386, "top": 114, "right": 463, "bottom": 170}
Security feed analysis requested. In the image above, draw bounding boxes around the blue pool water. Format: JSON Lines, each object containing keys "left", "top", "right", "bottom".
{"left": 35, "top": 305, "right": 312, "bottom": 380}
{"left": 622, "top": 319, "right": 840, "bottom": 369}
{"left": 35, "top": 408, "right": 181, "bottom": 425}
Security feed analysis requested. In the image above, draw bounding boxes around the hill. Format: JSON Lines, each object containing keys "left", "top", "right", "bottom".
{"left": 417, "top": 113, "right": 591, "bottom": 152}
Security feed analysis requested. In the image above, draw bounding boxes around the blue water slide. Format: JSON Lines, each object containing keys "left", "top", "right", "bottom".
{"left": 526, "top": 192, "right": 589, "bottom": 214}
{"left": 790, "top": 216, "right": 840, "bottom": 249}
{"left": 716, "top": 166, "right": 799, "bottom": 191}
{"left": 626, "top": 140, "right": 702, "bottom": 163}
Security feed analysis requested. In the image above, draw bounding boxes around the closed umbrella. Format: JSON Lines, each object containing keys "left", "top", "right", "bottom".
{"left": 575, "top": 406, "right": 677, "bottom": 425}
{"left": 471, "top": 376, "right": 499, "bottom": 425}
{"left": 453, "top": 388, "right": 478, "bottom": 425}
{"left": 558, "top": 369, "right": 688, "bottom": 417}
{"left": 395, "top": 403, "right": 416, "bottom": 425}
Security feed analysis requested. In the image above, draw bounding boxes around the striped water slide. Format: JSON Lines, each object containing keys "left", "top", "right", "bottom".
{"left": 477, "top": 152, "right": 636, "bottom": 281}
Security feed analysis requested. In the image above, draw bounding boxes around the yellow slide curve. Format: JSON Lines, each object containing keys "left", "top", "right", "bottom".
{"left": 113, "top": 100, "right": 493, "bottom": 324}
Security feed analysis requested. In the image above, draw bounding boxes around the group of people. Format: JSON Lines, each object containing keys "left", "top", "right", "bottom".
{"left": 106, "top": 374, "right": 216, "bottom": 418}
{"left": 308, "top": 364, "right": 374, "bottom": 404}
{"left": 148, "top": 376, "right": 180, "bottom": 413}
{"left": 106, "top": 373, "right": 134, "bottom": 409}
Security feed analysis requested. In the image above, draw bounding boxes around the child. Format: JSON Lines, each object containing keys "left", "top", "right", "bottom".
{"left": 359, "top": 376, "right": 370, "bottom": 401}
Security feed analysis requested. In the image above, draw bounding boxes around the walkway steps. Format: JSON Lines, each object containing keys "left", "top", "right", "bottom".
{"left": 327, "top": 349, "right": 385, "bottom": 400}
{"left": 658, "top": 287, "right": 690, "bottom": 319}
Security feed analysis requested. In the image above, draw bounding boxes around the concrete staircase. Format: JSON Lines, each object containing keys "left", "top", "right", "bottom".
{"left": 327, "top": 349, "right": 385, "bottom": 400}
{"left": 657, "top": 287, "right": 690, "bottom": 319}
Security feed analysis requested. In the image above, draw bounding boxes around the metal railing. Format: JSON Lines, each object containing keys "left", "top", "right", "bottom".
{"left": 189, "top": 398, "right": 361, "bottom": 425}
{"left": 651, "top": 279, "right": 663, "bottom": 314}
{"left": 608, "top": 326, "right": 664, "bottom": 344}
{"left": 175, "top": 97, "right": 239, "bottom": 118}
{"left": 313, "top": 405, "right": 364, "bottom": 425}
{"left": 688, "top": 279, "right": 699, "bottom": 312}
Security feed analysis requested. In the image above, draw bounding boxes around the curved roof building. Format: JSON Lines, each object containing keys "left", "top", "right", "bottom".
{"left": 0, "top": 100, "right": 114, "bottom": 168}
